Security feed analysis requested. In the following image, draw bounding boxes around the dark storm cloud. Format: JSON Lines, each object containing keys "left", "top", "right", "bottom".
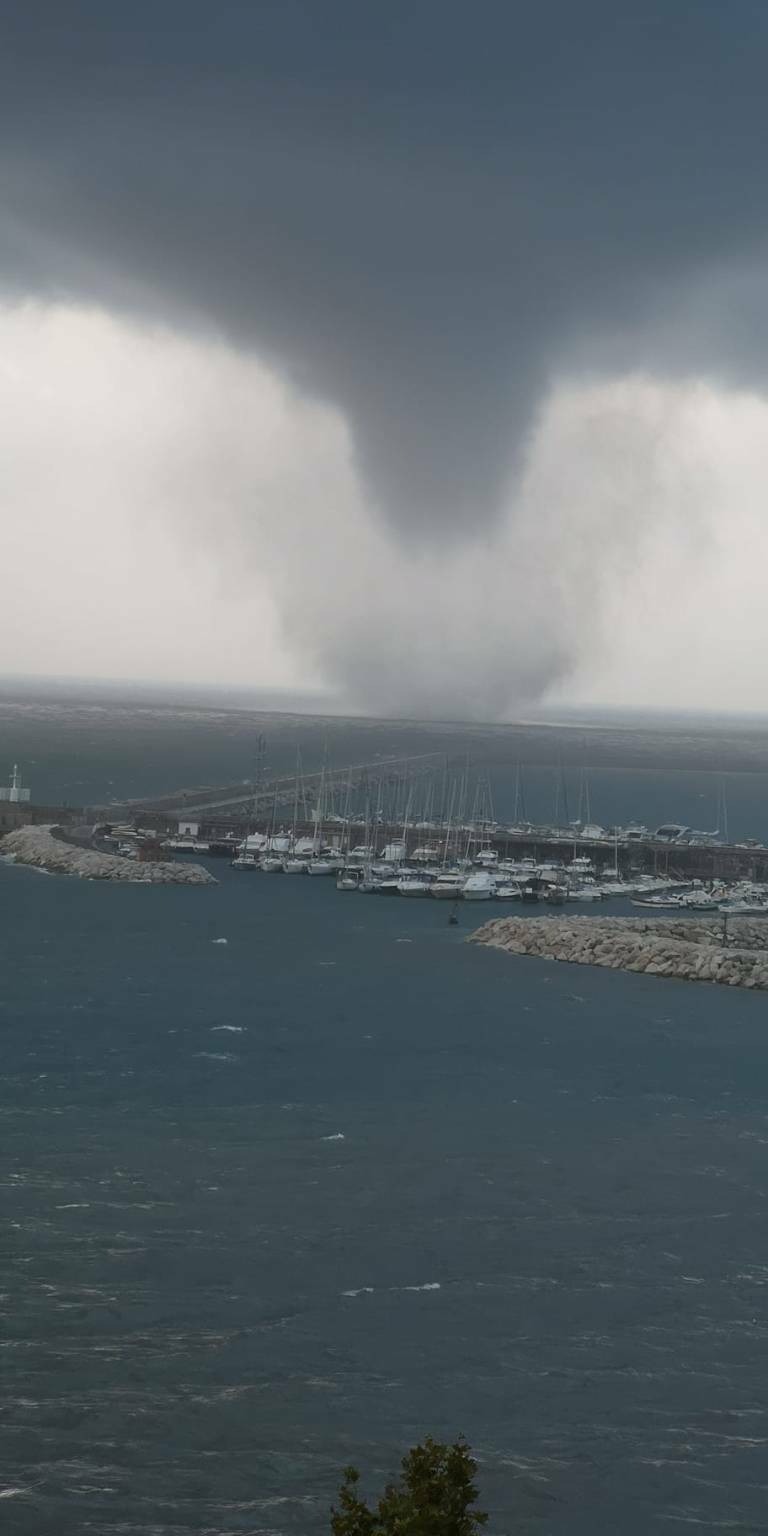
{"left": 2, "top": 0, "right": 768, "bottom": 538}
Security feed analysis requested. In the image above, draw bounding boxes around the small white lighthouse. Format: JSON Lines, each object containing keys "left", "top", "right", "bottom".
{"left": 0, "top": 765, "right": 31, "bottom": 804}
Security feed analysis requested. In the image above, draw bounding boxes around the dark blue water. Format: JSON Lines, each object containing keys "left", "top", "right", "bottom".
{"left": 3, "top": 857, "right": 768, "bottom": 1534}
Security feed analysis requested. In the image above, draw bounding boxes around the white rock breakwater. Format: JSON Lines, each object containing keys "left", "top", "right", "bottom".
{"left": 470, "top": 914, "right": 768, "bottom": 989}
{"left": 1, "top": 826, "right": 217, "bottom": 885}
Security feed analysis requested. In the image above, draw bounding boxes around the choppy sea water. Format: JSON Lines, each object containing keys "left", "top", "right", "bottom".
{"left": 3, "top": 858, "right": 768, "bottom": 1535}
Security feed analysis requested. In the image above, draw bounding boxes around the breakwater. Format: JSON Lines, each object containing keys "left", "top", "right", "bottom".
{"left": 470, "top": 914, "right": 768, "bottom": 989}
{"left": 1, "top": 825, "right": 216, "bottom": 884}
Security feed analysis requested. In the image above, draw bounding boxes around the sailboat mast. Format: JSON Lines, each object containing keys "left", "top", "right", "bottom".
{"left": 442, "top": 780, "right": 456, "bottom": 867}
{"left": 373, "top": 776, "right": 383, "bottom": 857}
{"left": 342, "top": 769, "right": 353, "bottom": 856}
{"left": 316, "top": 762, "right": 326, "bottom": 850}
{"left": 291, "top": 749, "right": 301, "bottom": 847}
{"left": 513, "top": 762, "right": 521, "bottom": 826}
{"left": 402, "top": 783, "right": 414, "bottom": 859}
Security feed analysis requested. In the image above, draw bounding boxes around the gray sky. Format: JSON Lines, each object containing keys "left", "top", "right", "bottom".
{"left": 2, "top": 1, "right": 768, "bottom": 715}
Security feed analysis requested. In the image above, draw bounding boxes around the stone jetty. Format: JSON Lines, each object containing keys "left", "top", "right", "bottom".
{"left": 470, "top": 914, "right": 768, "bottom": 990}
{"left": 1, "top": 825, "right": 216, "bottom": 885}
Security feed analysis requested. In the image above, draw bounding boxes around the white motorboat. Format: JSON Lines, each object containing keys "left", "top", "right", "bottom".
{"left": 282, "top": 857, "right": 307, "bottom": 873}
{"left": 474, "top": 847, "right": 499, "bottom": 867}
{"left": 306, "top": 859, "right": 337, "bottom": 876}
{"left": 498, "top": 858, "right": 537, "bottom": 879}
{"left": 337, "top": 869, "right": 362, "bottom": 890}
{"left": 380, "top": 840, "right": 407, "bottom": 863}
{"left": 294, "top": 836, "right": 321, "bottom": 857}
{"left": 411, "top": 844, "right": 440, "bottom": 864}
{"left": 430, "top": 872, "right": 466, "bottom": 899}
{"left": 260, "top": 855, "right": 284, "bottom": 873}
{"left": 495, "top": 883, "right": 522, "bottom": 900}
{"left": 721, "top": 899, "right": 768, "bottom": 914}
{"left": 462, "top": 871, "right": 495, "bottom": 900}
{"left": 397, "top": 875, "right": 431, "bottom": 896}
{"left": 370, "top": 860, "right": 399, "bottom": 879}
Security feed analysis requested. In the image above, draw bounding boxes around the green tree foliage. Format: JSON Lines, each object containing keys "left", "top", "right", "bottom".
{"left": 331, "top": 1436, "right": 488, "bottom": 1536}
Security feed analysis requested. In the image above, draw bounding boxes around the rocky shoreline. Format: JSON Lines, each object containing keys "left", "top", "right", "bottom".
{"left": 0, "top": 825, "right": 217, "bottom": 885}
{"left": 469, "top": 914, "right": 768, "bottom": 989}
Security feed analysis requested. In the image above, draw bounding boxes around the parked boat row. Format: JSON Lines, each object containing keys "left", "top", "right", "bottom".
{"left": 226, "top": 839, "right": 695, "bottom": 903}
{"left": 157, "top": 765, "right": 768, "bottom": 910}
{"left": 632, "top": 879, "right": 768, "bottom": 915}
